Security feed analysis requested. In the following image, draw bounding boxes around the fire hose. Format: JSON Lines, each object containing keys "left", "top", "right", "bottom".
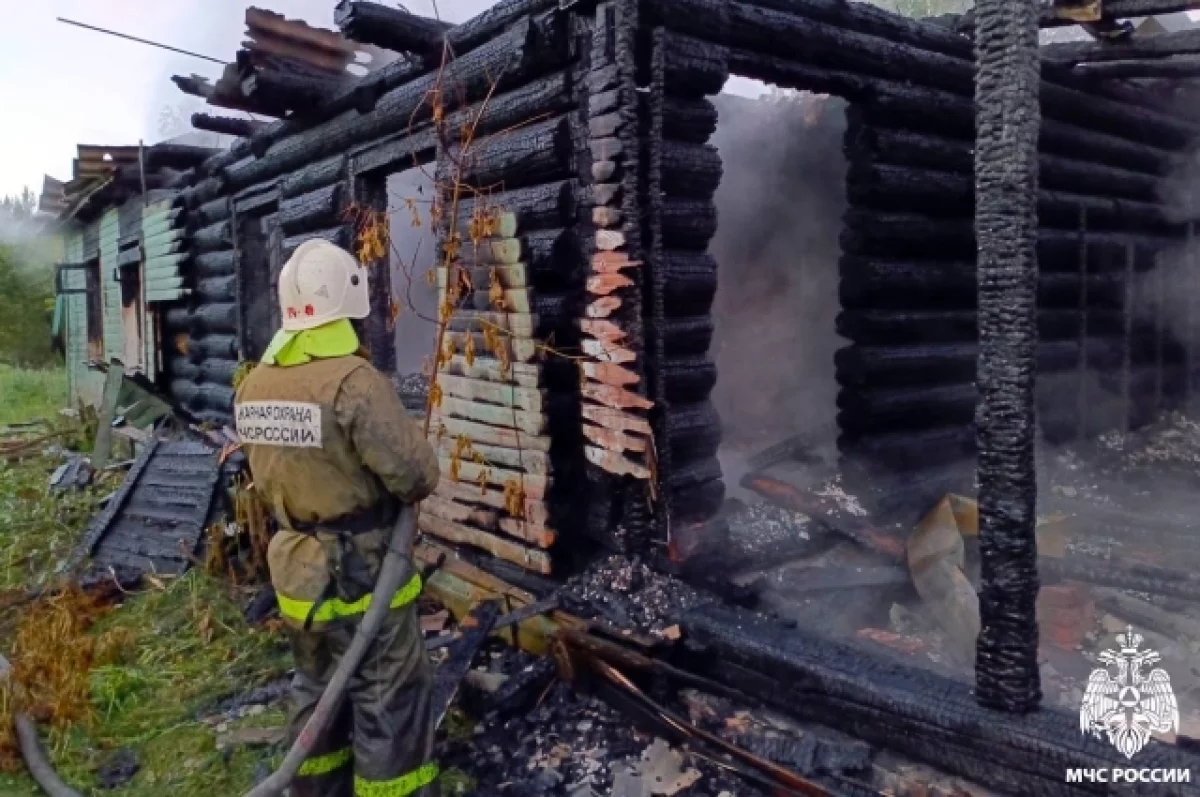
{"left": 17, "top": 505, "right": 420, "bottom": 797}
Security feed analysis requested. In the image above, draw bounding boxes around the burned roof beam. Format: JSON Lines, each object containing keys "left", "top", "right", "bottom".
{"left": 191, "top": 112, "right": 267, "bottom": 138}
{"left": 334, "top": 0, "right": 452, "bottom": 59}
{"left": 240, "top": 62, "right": 343, "bottom": 116}
{"left": 172, "top": 73, "right": 216, "bottom": 100}
{"left": 1073, "top": 53, "right": 1200, "bottom": 76}
{"left": 1043, "top": 25, "right": 1200, "bottom": 62}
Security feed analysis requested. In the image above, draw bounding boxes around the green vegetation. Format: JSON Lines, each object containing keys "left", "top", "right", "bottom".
{"left": 0, "top": 366, "right": 293, "bottom": 794}
{"left": 0, "top": 239, "right": 62, "bottom": 369}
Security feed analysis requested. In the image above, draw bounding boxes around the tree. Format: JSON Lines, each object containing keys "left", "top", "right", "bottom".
{"left": 0, "top": 243, "right": 58, "bottom": 367}
{"left": 1, "top": 188, "right": 37, "bottom": 223}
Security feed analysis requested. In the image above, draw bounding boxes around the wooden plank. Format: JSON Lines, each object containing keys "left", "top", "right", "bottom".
{"left": 591, "top": 251, "right": 640, "bottom": 274}
{"left": 416, "top": 539, "right": 537, "bottom": 605}
{"left": 432, "top": 478, "right": 550, "bottom": 525}
{"left": 582, "top": 381, "right": 654, "bottom": 410}
{"left": 422, "top": 494, "right": 499, "bottom": 529}
{"left": 438, "top": 262, "right": 529, "bottom": 290}
{"left": 419, "top": 513, "right": 552, "bottom": 573}
{"left": 582, "top": 362, "right": 639, "bottom": 387}
{"left": 440, "top": 355, "right": 539, "bottom": 387}
{"left": 586, "top": 297, "right": 622, "bottom": 318}
{"left": 438, "top": 457, "right": 548, "bottom": 500}
{"left": 430, "top": 412, "right": 550, "bottom": 451}
{"left": 596, "top": 230, "right": 624, "bottom": 251}
{"left": 462, "top": 238, "right": 521, "bottom": 266}
{"left": 455, "top": 210, "right": 518, "bottom": 239}
{"left": 437, "top": 373, "right": 545, "bottom": 412}
{"left": 583, "top": 423, "right": 649, "bottom": 453}
{"left": 581, "top": 405, "right": 654, "bottom": 435}
{"left": 582, "top": 339, "right": 636, "bottom": 363}
{"left": 437, "top": 437, "right": 550, "bottom": 475}
{"left": 444, "top": 330, "right": 538, "bottom": 363}
{"left": 580, "top": 319, "right": 626, "bottom": 346}
{"left": 445, "top": 311, "right": 536, "bottom": 337}
{"left": 585, "top": 445, "right": 651, "bottom": 479}
{"left": 435, "top": 397, "right": 546, "bottom": 435}
{"left": 498, "top": 517, "right": 556, "bottom": 548}
{"left": 587, "top": 273, "right": 635, "bottom": 295}
{"left": 480, "top": 288, "right": 531, "bottom": 314}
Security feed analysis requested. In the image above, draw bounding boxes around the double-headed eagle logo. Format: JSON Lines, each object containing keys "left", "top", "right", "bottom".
{"left": 1080, "top": 626, "right": 1179, "bottom": 759}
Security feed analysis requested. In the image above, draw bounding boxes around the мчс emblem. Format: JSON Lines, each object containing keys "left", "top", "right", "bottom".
{"left": 1080, "top": 626, "right": 1179, "bottom": 759}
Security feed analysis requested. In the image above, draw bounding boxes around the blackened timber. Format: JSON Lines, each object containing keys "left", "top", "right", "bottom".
{"left": 352, "top": 70, "right": 573, "bottom": 175}
{"left": 840, "top": 259, "right": 1124, "bottom": 310}
{"left": 663, "top": 316, "right": 714, "bottom": 357}
{"left": 839, "top": 384, "right": 980, "bottom": 430}
{"left": 661, "top": 96, "right": 718, "bottom": 143}
{"left": 846, "top": 124, "right": 1161, "bottom": 201}
{"left": 182, "top": 177, "right": 225, "bottom": 209}
{"left": 191, "top": 113, "right": 267, "bottom": 139}
{"left": 195, "top": 197, "right": 232, "bottom": 227}
{"left": 660, "top": 141, "right": 723, "bottom": 197}
{"left": 446, "top": 115, "right": 573, "bottom": 191}
{"left": 839, "top": 425, "right": 975, "bottom": 469}
{"left": 444, "top": 0, "right": 559, "bottom": 55}
{"left": 1074, "top": 56, "right": 1200, "bottom": 80}
{"left": 661, "top": 251, "right": 717, "bottom": 315}
{"left": 846, "top": 162, "right": 1171, "bottom": 230}
{"left": 199, "top": 359, "right": 238, "bottom": 386}
{"left": 835, "top": 340, "right": 1100, "bottom": 388}
{"left": 662, "top": 355, "right": 717, "bottom": 403}
{"left": 682, "top": 604, "right": 1200, "bottom": 797}
{"left": 455, "top": 180, "right": 577, "bottom": 233}
{"left": 334, "top": 1, "right": 451, "bottom": 57}
{"left": 837, "top": 308, "right": 1123, "bottom": 346}
{"left": 660, "top": 31, "right": 729, "bottom": 97}
{"left": 223, "top": 18, "right": 554, "bottom": 190}
{"left": 186, "top": 303, "right": 239, "bottom": 335}
{"left": 192, "top": 220, "right": 232, "bottom": 253}
{"left": 282, "top": 226, "right": 351, "bottom": 259}
{"left": 187, "top": 335, "right": 239, "bottom": 362}
{"left": 731, "top": 50, "right": 1180, "bottom": 177}
{"left": 280, "top": 154, "right": 347, "bottom": 199}
{"left": 239, "top": 60, "right": 344, "bottom": 114}
{"left": 661, "top": 198, "right": 718, "bottom": 247}
{"left": 196, "top": 275, "right": 236, "bottom": 303}
{"left": 665, "top": 400, "right": 722, "bottom": 461}
{"left": 277, "top": 183, "right": 346, "bottom": 234}
{"left": 1043, "top": 26, "right": 1200, "bottom": 64}
{"left": 194, "top": 251, "right": 235, "bottom": 277}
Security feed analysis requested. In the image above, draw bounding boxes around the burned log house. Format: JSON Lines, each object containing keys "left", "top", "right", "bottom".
{"left": 44, "top": 0, "right": 1200, "bottom": 793}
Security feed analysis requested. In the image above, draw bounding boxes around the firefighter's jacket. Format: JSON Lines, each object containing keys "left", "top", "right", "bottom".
{"left": 234, "top": 354, "right": 439, "bottom": 629}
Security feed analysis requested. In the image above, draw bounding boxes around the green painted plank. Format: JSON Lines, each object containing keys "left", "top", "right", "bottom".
{"left": 144, "top": 275, "right": 185, "bottom": 290}
{"left": 146, "top": 290, "right": 187, "bottom": 302}
{"left": 100, "top": 209, "right": 123, "bottom": 362}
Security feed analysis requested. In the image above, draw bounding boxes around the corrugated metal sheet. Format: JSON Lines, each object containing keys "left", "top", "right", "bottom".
{"left": 100, "top": 209, "right": 123, "bottom": 361}
{"left": 143, "top": 200, "right": 189, "bottom": 303}
{"left": 70, "top": 438, "right": 222, "bottom": 577}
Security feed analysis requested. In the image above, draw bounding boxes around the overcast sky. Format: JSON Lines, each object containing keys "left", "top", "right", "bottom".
{"left": 0, "top": 0, "right": 768, "bottom": 201}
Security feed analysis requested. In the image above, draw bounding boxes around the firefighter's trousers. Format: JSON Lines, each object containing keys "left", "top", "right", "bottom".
{"left": 286, "top": 602, "right": 439, "bottom": 797}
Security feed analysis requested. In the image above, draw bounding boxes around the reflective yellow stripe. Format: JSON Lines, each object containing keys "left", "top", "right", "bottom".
{"left": 354, "top": 763, "right": 439, "bottom": 796}
{"left": 297, "top": 747, "right": 352, "bottom": 777}
{"left": 277, "top": 573, "right": 423, "bottom": 625}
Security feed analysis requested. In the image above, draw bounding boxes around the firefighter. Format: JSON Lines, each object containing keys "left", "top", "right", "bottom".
{"left": 234, "top": 239, "right": 441, "bottom": 797}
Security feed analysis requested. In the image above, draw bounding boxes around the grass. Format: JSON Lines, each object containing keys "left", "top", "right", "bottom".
{"left": 0, "top": 366, "right": 293, "bottom": 795}
{"left": 0, "top": 365, "right": 66, "bottom": 427}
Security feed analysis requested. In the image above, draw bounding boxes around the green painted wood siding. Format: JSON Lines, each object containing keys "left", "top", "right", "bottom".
{"left": 99, "top": 209, "right": 123, "bottom": 361}
{"left": 143, "top": 201, "right": 188, "bottom": 303}
{"left": 63, "top": 232, "right": 104, "bottom": 407}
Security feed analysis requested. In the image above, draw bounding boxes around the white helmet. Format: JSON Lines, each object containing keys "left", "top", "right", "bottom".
{"left": 278, "top": 239, "right": 371, "bottom": 332}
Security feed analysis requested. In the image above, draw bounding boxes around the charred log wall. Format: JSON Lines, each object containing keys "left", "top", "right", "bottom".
{"left": 642, "top": 0, "right": 1199, "bottom": 523}
{"left": 398, "top": 4, "right": 585, "bottom": 576}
